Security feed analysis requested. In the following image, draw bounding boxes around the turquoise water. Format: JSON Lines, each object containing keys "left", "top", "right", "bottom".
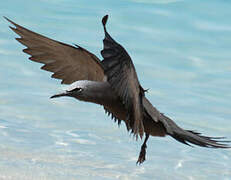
{"left": 0, "top": 0, "right": 231, "bottom": 179}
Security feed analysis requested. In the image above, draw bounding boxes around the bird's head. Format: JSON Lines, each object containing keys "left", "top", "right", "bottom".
{"left": 50, "top": 80, "right": 89, "bottom": 100}
{"left": 50, "top": 80, "right": 106, "bottom": 104}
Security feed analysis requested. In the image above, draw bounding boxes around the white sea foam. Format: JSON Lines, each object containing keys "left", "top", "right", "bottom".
{"left": 175, "top": 159, "right": 184, "bottom": 169}
{"left": 66, "top": 130, "right": 80, "bottom": 137}
{"left": 0, "top": 125, "right": 7, "bottom": 129}
{"left": 55, "top": 141, "right": 68, "bottom": 146}
{"left": 73, "top": 138, "right": 96, "bottom": 145}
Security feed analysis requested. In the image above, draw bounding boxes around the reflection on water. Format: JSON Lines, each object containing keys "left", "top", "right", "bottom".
{"left": 0, "top": 0, "right": 231, "bottom": 179}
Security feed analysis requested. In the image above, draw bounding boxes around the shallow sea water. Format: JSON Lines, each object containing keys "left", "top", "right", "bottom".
{"left": 0, "top": 0, "right": 231, "bottom": 179}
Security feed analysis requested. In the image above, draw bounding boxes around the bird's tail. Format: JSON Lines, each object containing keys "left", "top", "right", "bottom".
{"left": 160, "top": 114, "right": 230, "bottom": 148}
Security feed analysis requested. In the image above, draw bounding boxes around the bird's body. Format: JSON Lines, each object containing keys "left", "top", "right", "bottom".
{"left": 5, "top": 15, "right": 230, "bottom": 164}
{"left": 66, "top": 80, "right": 166, "bottom": 137}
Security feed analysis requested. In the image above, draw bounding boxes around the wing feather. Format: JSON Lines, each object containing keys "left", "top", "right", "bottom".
{"left": 5, "top": 17, "right": 105, "bottom": 84}
{"left": 101, "top": 15, "right": 144, "bottom": 138}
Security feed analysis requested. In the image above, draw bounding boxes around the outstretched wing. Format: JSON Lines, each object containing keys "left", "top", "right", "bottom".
{"left": 101, "top": 15, "right": 144, "bottom": 138}
{"left": 5, "top": 17, "right": 105, "bottom": 84}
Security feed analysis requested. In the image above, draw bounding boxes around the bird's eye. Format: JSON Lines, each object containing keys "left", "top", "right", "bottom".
{"left": 67, "top": 87, "right": 82, "bottom": 93}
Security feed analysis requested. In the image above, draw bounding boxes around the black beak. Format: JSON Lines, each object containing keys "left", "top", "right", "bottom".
{"left": 50, "top": 92, "right": 68, "bottom": 99}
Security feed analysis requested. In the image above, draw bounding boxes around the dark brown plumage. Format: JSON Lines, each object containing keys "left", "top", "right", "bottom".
{"left": 4, "top": 17, "right": 104, "bottom": 84}
{"left": 101, "top": 15, "right": 145, "bottom": 139}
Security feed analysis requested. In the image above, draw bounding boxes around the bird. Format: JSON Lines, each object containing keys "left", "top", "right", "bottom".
{"left": 5, "top": 15, "right": 230, "bottom": 164}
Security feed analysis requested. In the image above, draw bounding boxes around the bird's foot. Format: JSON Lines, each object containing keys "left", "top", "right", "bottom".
{"left": 136, "top": 144, "right": 146, "bottom": 165}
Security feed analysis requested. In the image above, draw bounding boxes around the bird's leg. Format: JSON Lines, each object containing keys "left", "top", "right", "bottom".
{"left": 136, "top": 133, "right": 150, "bottom": 165}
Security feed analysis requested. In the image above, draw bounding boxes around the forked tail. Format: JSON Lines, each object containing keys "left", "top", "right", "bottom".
{"left": 160, "top": 114, "right": 230, "bottom": 148}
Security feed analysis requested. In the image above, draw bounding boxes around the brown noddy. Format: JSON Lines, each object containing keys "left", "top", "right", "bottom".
{"left": 5, "top": 15, "right": 230, "bottom": 164}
